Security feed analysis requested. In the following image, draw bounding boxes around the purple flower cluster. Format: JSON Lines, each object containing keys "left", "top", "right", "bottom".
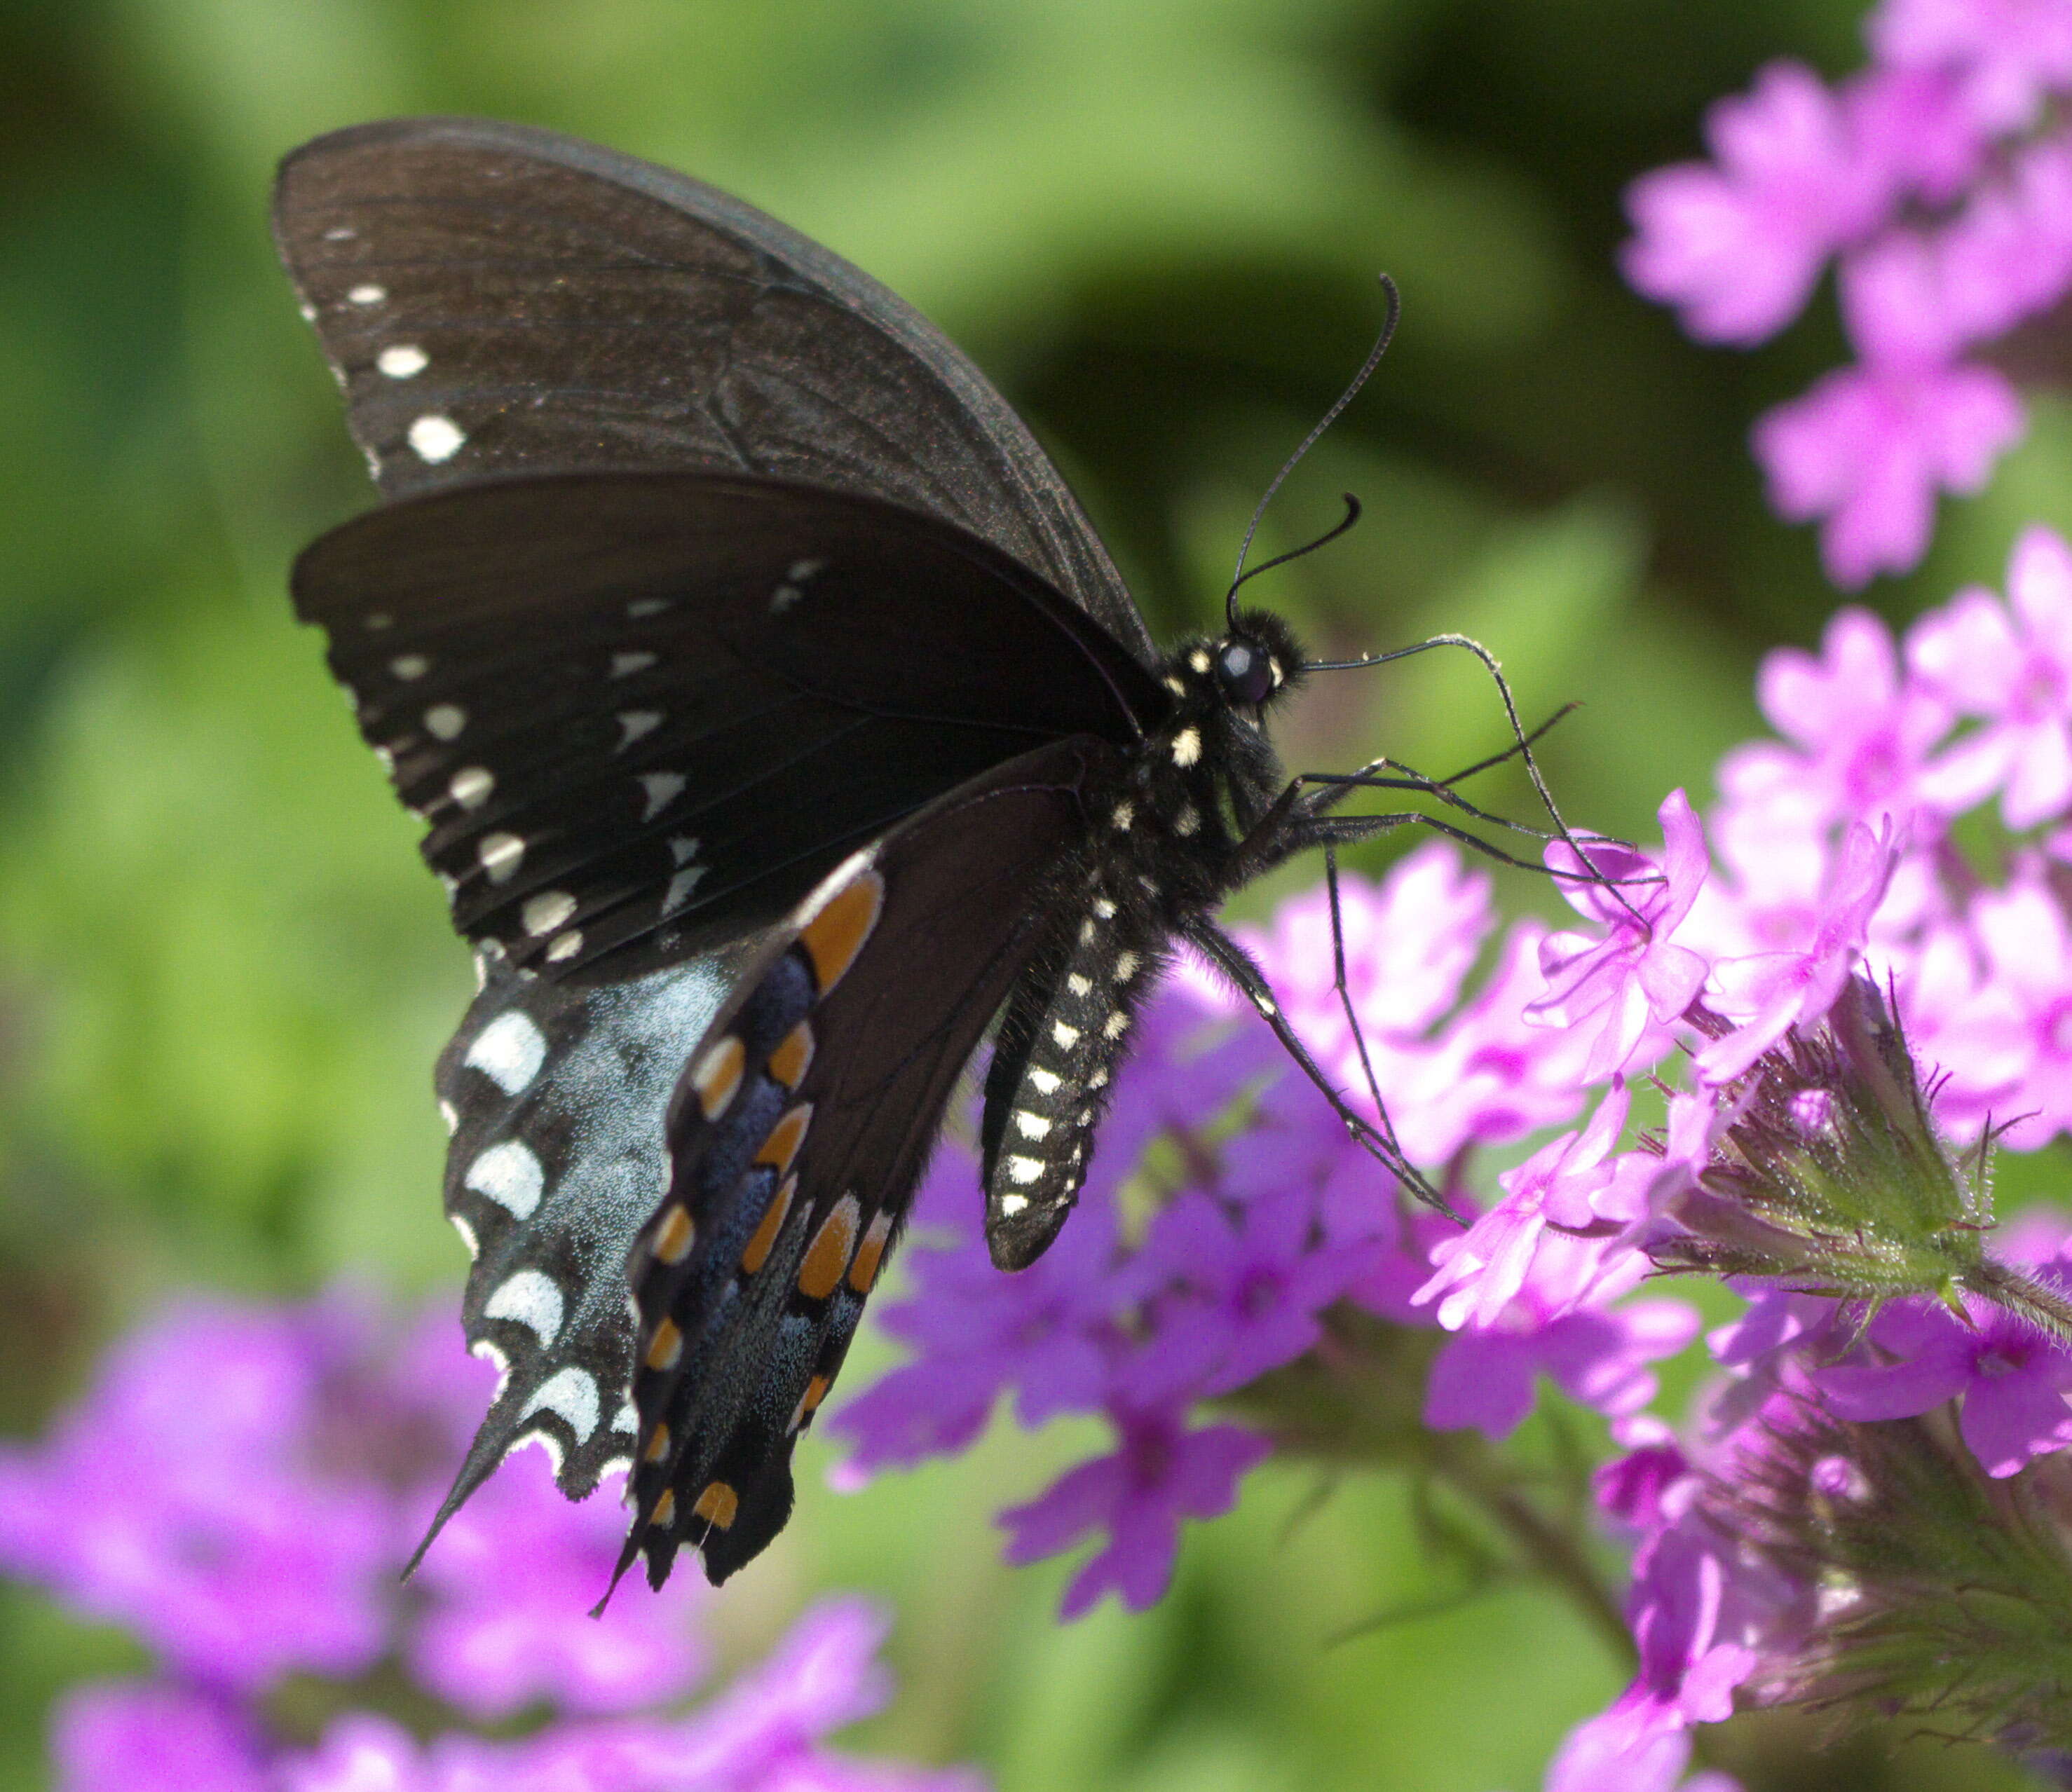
{"left": 0, "top": 1290, "right": 978, "bottom": 1792}
{"left": 1623, "top": 4, "right": 2072, "bottom": 582}
{"left": 837, "top": 526, "right": 2072, "bottom": 1784}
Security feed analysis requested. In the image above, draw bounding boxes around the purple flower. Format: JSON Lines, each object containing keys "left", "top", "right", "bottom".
{"left": 1742, "top": 606, "right": 1954, "bottom": 832}
{"left": 1908, "top": 526, "right": 2072, "bottom": 827}
{"left": 1393, "top": 917, "right": 1596, "bottom": 1156}
{"left": 1751, "top": 356, "right": 2023, "bottom": 588}
{"left": 52, "top": 1682, "right": 267, "bottom": 1792}
{"left": 0, "top": 1294, "right": 395, "bottom": 1691}
{"left": 1543, "top": 1690, "right": 1745, "bottom": 1792}
{"left": 1111, "top": 1182, "right": 1375, "bottom": 1407}
{"left": 1694, "top": 817, "right": 1900, "bottom": 1082}
{"left": 1944, "top": 872, "right": 2072, "bottom": 1147}
{"left": 1412, "top": 1083, "right": 1635, "bottom": 1331}
{"left": 1814, "top": 1271, "right": 2072, "bottom": 1477}
{"left": 1424, "top": 1290, "right": 1699, "bottom": 1442}
{"left": 1869, "top": 0, "right": 2072, "bottom": 132}
{"left": 1529, "top": 792, "right": 1709, "bottom": 1082}
{"left": 1621, "top": 62, "right": 1883, "bottom": 344}
{"left": 407, "top": 1440, "right": 707, "bottom": 1720}
{"left": 997, "top": 1413, "right": 1271, "bottom": 1618}
{"left": 275, "top": 1601, "right": 981, "bottom": 1792}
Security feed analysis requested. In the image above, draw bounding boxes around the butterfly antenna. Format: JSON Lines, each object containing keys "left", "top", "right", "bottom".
{"left": 1226, "top": 273, "right": 1402, "bottom": 630}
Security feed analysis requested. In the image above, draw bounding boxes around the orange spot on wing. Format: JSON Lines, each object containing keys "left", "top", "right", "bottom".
{"left": 742, "top": 1174, "right": 796, "bottom": 1275}
{"left": 691, "top": 1036, "right": 744, "bottom": 1120}
{"left": 643, "top": 1422, "right": 671, "bottom": 1463}
{"left": 653, "top": 1204, "right": 695, "bottom": 1265}
{"left": 768, "top": 1020, "right": 815, "bottom": 1089}
{"left": 847, "top": 1209, "right": 894, "bottom": 1294}
{"left": 693, "top": 1481, "right": 739, "bottom": 1530}
{"left": 650, "top": 1488, "right": 676, "bottom": 1529}
{"left": 798, "top": 1195, "right": 860, "bottom": 1300}
{"left": 790, "top": 1374, "right": 831, "bottom": 1432}
{"left": 645, "top": 1317, "right": 682, "bottom": 1372}
{"left": 799, "top": 870, "right": 884, "bottom": 992}
{"left": 754, "top": 1103, "right": 812, "bottom": 1176}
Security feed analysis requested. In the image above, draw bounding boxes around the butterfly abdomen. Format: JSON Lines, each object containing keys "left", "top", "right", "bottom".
{"left": 980, "top": 863, "right": 1174, "bottom": 1269}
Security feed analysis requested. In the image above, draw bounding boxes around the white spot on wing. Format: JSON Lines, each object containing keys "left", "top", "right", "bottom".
{"left": 1015, "top": 1111, "right": 1052, "bottom": 1140}
{"left": 1051, "top": 1022, "right": 1080, "bottom": 1050}
{"left": 324, "top": 226, "right": 356, "bottom": 242}
{"left": 1114, "top": 952, "right": 1140, "bottom": 982}
{"left": 662, "top": 863, "right": 707, "bottom": 915}
{"left": 617, "top": 711, "right": 663, "bottom": 751}
{"left": 1007, "top": 1156, "right": 1044, "bottom": 1184}
{"left": 1066, "top": 973, "right": 1091, "bottom": 997}
{"left": 377, "top": 344, "right": 428, "bottom": 379}
{"left": 478, "top": 833, "right": 525, "bottom": 884}
{"left": 788, "top": 558, "right": 824, "bottom": 580}
{"left": 450, "top": 1212, "right": 478, "bottom": 1257}
{"left": 509, "top": 1429, "right": 565, "bottom": 1475}
{"left": 1093, "top": 898, "right": 1117, "bottom": 919}
{"left": 627, "top": 599, "right": 670, "bottom": 618}
{"left": 545, "top": 931, "right": 582, "bottom": 962}
{"left": 522, "top": 891, "right": 578, "bottom": 936}
{"left": 523, "top": 1367, "right": 601, "bottom": 1442}
{"left": 465, "top": 1140, "right": 544, "bottom": 1217}
{"left": 1000, "top": 1192, "right": 1029, "bottom": 1215}
{"left": 390, "top": 654, "right": 429, "bottom": 680}
{"left": 1104, "top": 1011, "right": 1129, "bottom": 1039}
{"left": 611, "top": 651, "right": 657, "bottom": 678}
{"left": 348, "top": 282, "right": 386, "bottom": 305}
{"left": 450, "top": 767, "right": 494, "bottom": 810}
{"left": 1028, "top": 1068, "right": 1061, "bottom": 1095}
{"left": 669, "top": 835, "right": 700, "bottom": 866}
{"left": 425, "top": 704, "right": 466, "bottom": 739}
{"left": 1171, "top": 727, "right": 1202, "bottom": 767}
{"left": 408, "top": 415, "right": 466, "bottom": 464}
{"left": 485, "top": 1270, "right": 565, "bottom": 1343}
{"left": 639, "top": 771, "right": 686, "bottom": 821}
{"left": 471, "top": 1339, "right": 511, "bottom": 1403}
{"left": 439, "top": 1099, "right": 460, "bottom": 1133}
{"left": 465, "top": 1011, "right": 546, "bottom": 1093}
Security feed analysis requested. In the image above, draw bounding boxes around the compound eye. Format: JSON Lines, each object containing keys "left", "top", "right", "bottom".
{"left": 1217, "top": 638, "right": 1275, "bottom": 706}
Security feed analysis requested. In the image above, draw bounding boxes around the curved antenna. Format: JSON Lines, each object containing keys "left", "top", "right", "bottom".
{"left": 1229, "top": 494, "right": 1363, "bottom": 599}
{"left": 1226, "top": 273, "right": 1402, "bottom": 630}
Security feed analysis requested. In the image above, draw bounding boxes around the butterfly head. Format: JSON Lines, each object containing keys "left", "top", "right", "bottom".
{"left": 1214, "top": 609, "right": 1306, "bottom": 716}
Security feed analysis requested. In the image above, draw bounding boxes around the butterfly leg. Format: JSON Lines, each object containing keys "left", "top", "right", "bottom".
{"left": 1297, "top": 633, "right": 1639, "bottom": 913}
{"left": 1179, "top": 912, "right": 1455, "bottom": 1217}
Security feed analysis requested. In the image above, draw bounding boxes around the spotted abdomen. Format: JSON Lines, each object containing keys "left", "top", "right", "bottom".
{"left": 981, "top": 888, "right": 1157, "bottom": 1270}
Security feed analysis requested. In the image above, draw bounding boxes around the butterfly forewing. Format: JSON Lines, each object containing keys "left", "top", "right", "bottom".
{"left": 294, "top": 473, "right": 1164, "bottom": 983}
{"left": 617, "top": 737, "right": 1112, "bottom": 1586}
{"left": 273, "top": 116, "right": 1156, "bottom": 665}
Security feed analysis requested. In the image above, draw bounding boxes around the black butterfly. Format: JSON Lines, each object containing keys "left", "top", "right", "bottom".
{"left": 275, "top": 117, "right": 1576, "bottom": 1592}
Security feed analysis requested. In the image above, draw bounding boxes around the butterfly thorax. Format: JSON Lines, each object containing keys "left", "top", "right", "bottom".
{"left": 979, "top": 612, "right": 1304, "bottom": 1268}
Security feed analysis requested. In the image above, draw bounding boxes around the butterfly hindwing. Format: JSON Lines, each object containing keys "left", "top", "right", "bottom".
{"left": 419, "top": 936, "right": 757, "bottom": 1549}
{"left": 294, "top": 473, "right": 1166, "bottom": 984}
{"left": 616, "top": 736, "right": 1115, "bottom": 1585}
{"left": 272, "top": 116, "right": 1156, "bottom": 666}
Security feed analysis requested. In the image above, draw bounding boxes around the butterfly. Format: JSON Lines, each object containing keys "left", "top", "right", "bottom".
{"left": 275, "top": 116, "right": 1573, "bottom": 1592}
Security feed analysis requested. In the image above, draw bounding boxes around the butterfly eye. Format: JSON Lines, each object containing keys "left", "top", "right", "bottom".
{"left": 1216, "top": 638, "right": 1276, "bottom": 706}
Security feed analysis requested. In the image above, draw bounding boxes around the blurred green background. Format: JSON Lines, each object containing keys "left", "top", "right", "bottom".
{"left": 4, "top": 1, "right": 2071, "bottom": 1788}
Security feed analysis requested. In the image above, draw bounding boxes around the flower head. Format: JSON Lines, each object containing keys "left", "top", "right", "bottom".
{"left": 1528, "top": 792, "right": 1709, "bottom": 1082}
